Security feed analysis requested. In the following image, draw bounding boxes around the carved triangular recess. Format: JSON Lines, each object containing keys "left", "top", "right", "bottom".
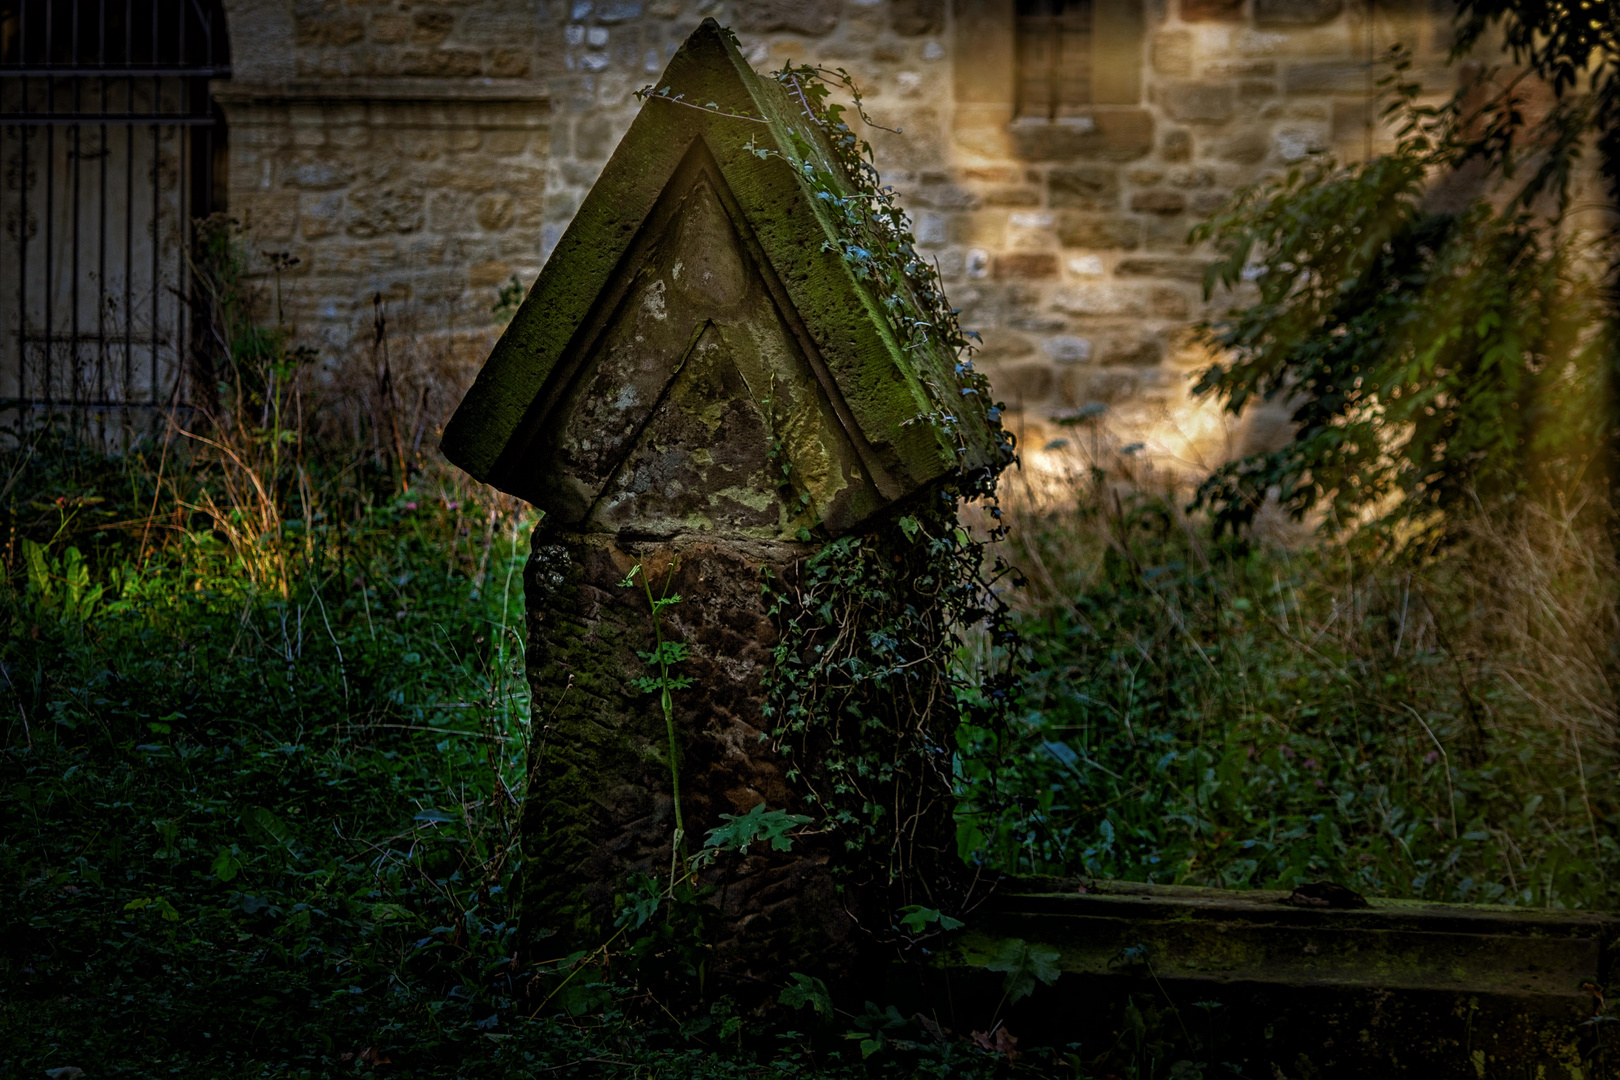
{"left": 443, "top": 19, "right": 1004, "bottom": 536}
{"left": 531, "top": 161, "right": 877, "bottom": 538}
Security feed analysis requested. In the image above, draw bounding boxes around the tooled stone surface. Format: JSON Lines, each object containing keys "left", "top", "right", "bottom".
{"left": 524, "top": 168, "right": 881, "bottom": 537}
{"left": 519, "top": 528, "right": 863, "bottom": 981}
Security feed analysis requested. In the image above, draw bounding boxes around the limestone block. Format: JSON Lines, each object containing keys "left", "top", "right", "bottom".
{"left": 1142, "top": 215, "right": 1197, "bottom": 251}
{"left": 1167, "top": 165, "right": 1217, "bottom": 188}
{"left": 994, "top": 252, "right": 1059, "bottom": 279}
{"left": 1053, "top": 283, "right": 1147, "bottom": 317}
{"left": 1158, "top": 81, "right": 1237, "bottom": 124}
{"left": 1130, "top": 190, "right": 1186, "bottom": 215}
{"left": 892, "top": 0, "right": 944, "bottom": 36}
{"left": 962, "top": 166, "right": 1023, "bottom": 184}
{"left": 371, "top": 14, "right": 410, "bottom": 44}
{"left": 285, "top": 159, "right": 352, "bottom": 190}
{"left": 1055, "top": 213, "right": 1142, "bottom": 250}
{"left": 346, "top": 187, "right": 427, "bottom": 237}
{"left": 237, "top": 192, "right": 299, "bottom": 241}
{"left": 1043, "top": 335, "right": 1094, "bottom": 364}
{"left": 429, "top": 191, "right": 479, "bottom": 233}
{"left": 1284, "top": 60, "right": 1371, "bottom": 95}
{"left": 1068, "top": 254, "right": 1106, "bottom": 276}
{"left": 1213, "top": 128, "right": 1271, "bottom": 163}
{"left": 1116, "top": 256, "right": 1212, "bottom": 281}
{"left": 913, "top": 173, "right": 978, "bottom": 209}
{"left": 1048, "top": 167, "right": 1121, "bottom": 210}
{"left": 1260, "top": 100, "right": 1329, "bottom": 120}
{"left": 482, "top": 128, "right": 531, "bottom": 156}
{"left": 1007, "top": 210, "right": 1056, "bottom": 249}
{"left": 951, "top": 211, "right": 1005, "bottom": 247}
{"left": 1008, "top": 111, "right": 1156, "bottom": 162}
{"left": 1189, "top": 189, "right": 1233, "bottom": 214}
{"left": 412, "top": 10, "right": 455, "bottom": 46}
{"left": 299, "top": 192, "right": 346, "bottom": 239}
{"left": 1205, "top": 59, "right": 1279, "bottom": 78}
{"left": 1152, "top": 30, "right": 1195, "bottom": 76}
{"left": 476, "top": 193, "right": 519, "bottom": 231}
{"left": 1274, "top": 126, "right": 1328, "bottom": 161}
{"left": 1103, "top": 335, "right": 1165, "bottom": 366}
{"left": 974, "top": 330, "right": 1035, "bottom": 362}
{"left": 447, "top": 126, "right": 484, "bottom": 152}
{"left": 994, "top": 360, "right": 1056, "bottom": 405}
{"left": 1149, "top": 285, "right": 1192, "bottom": 319}
{"left": 296, "top": 15, "right": 365, "bottom": 47}
{"left": 1255, "top": 0, "right": 1344, "bottom": 26}
{"left": 400, "top": 49, "right": 483, "bottom": 77}
{"left": 598, "top": 2, "right": 648, "bottom": 23}
{"left": 1181, "top": 0, "right": 1243, "bottom": 20}
{"left": 913, "top": 211, "right": 949, "bottom": 247}
{"left": 981, "top": 186, "right": 1041, "bottom": 206}
{"left": 733, "top": 0, "right": 841, "bottom": 36}
{"left": 1161, "top": 129, "right": 1193, "bottom": 162}
{"left": 469, "top": 260, "right": 511, "bottom": 288}
{"left": 489, "top": 49, "right": 533, "bottom": 78}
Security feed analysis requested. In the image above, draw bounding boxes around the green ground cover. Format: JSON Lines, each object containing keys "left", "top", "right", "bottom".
{"left": 4, "top": 435, "right": 1615, "bottom": 1078}
{"left": 964, "top": 460, "right": 1619, "bottom": 910}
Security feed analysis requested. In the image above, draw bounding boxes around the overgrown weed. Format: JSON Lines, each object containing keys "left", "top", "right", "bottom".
{"left": 976, "top": 436, "right": 1619, "bottom": 907}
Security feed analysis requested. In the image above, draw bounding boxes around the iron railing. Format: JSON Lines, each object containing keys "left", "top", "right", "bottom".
{"left": 0, "top": 0, "right": 229, "bottom": 440}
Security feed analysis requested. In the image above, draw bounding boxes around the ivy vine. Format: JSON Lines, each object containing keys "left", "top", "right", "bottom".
{"left": 637, "top": 48, "right": 1027, "bottom": 937}
{"left": 753, "top": 63, "right": 1025, "bottom": 936}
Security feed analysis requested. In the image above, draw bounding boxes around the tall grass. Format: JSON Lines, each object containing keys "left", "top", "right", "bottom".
{"left": 963, "top": 435, "right": 1620, "bottom": 908}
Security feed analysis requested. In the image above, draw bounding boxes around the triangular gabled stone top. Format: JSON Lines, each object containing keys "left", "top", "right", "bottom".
{"left": 441, "top": 19, "right": 1001, "bottom": 538}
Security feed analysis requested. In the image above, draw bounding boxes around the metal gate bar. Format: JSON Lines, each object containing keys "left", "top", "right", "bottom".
{"left": 0, "top": 0, "right": 228, "bottom": 443}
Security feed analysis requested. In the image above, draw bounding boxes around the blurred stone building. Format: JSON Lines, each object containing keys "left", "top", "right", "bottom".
{"left": 3, "top": 0, "right": 1453, "bottom": 463}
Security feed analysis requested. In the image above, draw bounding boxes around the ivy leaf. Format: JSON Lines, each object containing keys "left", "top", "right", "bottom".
{"left": 985, "top": 938, "right": 1061, "bottom": 1003}
{"left": 210, "top": 848, "right": 242, "bottom": 883}
{"left": 692, "top": 804, "right": 811, "bottom": 868}
{"left": 896, "top": 904, "right": 964, "bottom": 934}
{"left": 779, "top": 972, "right": 832, "bottom": 1019}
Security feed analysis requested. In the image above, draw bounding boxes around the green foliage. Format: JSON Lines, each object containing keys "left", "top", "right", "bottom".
{"left": 19, "top": 541, "right": 105, "bottom": 628}
{"left": 988, "top": 473, "right": 1620, "bottom": 908}
{"left": 780, "top": 972, "right": 834, "bottom": 1020}
{"left": 692, "top": 804, "right": 813, "bottom": 869}
{"left": 491, "top": 274, "right": 526, "bottom": 326}
{"left": 0, "top": 439, "right": 1039, "bottom": 1079}
{"left": 1191, "top": 52, "right": 1613, "bottom": 547}
{"left": 620, "top": 563, "right": 694, "bottom": 876}
{"left": 895, "top": 905, "right": 965, "bottom": 935}
{"left": 718, "top": 62, "right": 1023, "bottom": 933}
{"left": 1, "top": 440, "right": 541, "bottom": 1075}
{"left": 985, "top": 939, "right": 1063, "bottom": 1007}
{"left": 764, "top": 493, "right": 1024, "bottom": 923}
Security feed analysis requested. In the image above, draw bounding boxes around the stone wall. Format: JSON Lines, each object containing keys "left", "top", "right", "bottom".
{"left": 531, "top": 0, "right": 1455, "bottom": 470}
{"left": 216, "top": 1, "right": 554, "bottom": 400}
{"left": 216, "top": 0, "right": 1455, "bottom": 462}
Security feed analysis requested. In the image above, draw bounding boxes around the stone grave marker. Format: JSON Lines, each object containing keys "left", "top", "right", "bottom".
{"left": 442, "top": 19, "right": 1008, "bottom": 980}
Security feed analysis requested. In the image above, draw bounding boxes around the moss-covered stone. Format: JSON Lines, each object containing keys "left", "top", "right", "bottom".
{"left": 448, "top": 19, "right": 993, "bottom": 982}
{"left": 441, "top": 19, "right": 998, "bottom": 531}
{"left": 899, "top": 879, "right": 1620, "bottom": 1078}
{"left": 518, "top": 529, "right": 863, "bottom": 979}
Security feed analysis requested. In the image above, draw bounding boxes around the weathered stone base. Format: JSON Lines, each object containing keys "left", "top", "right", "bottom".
{"left": 518, "top": 524, "right": 863, "bottom": 981}
{"left": 896, "top": 879, "right": 1619, "bottom": 1078}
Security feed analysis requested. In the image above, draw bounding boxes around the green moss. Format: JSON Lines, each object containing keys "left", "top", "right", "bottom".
{"left": 442, "top": 19, "right": 1002, "bottom": 526}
